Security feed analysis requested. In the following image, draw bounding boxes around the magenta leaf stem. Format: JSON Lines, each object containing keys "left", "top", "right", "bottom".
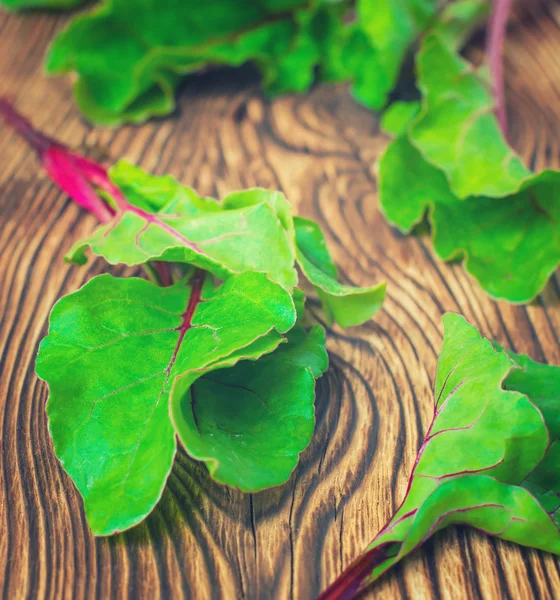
{"left": 0, "top": 97, "right": 55, "bottom": 155}
{"left": 166, "top": 269, "right": 205, "bottom": 375}
{"left": 316, "top": 543, "right": 396, "bottom": 600}
{"left": 0, "top": 98, "right": 177, "bottom": 284}
{"left": 486, "top": 0, "right": 513, "bottom": 138}
{"left": 0, "top": 97, "right": 114, "bottom": 223}
{"left": 42, "top": 147, "right": 115, "bottom": 223}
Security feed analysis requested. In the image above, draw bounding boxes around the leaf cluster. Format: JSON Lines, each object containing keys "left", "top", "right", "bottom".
{"left": 2, "top": 0, "right": 440, "bottom": 125}
{"left": 371, "top": 312, "right": 560, "bottom": 577}
{"left": 378, "top": 1, "right": 560, "bottom": 303}
{"left": 0, "top": 0, "right": 83, "bottom": 9}
{"left": 36, "top": 160, "right": 385, "bottom": 535}
{"left": 7, "top": 0, "right": 558, "bottom": 303}
{"left": 320, "top": 312, "right": 560, "bottom": 598}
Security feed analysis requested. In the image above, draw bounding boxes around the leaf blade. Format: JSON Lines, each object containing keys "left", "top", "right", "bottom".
{"left": 37, "top": 271, "right": 296, "bottom": 534}
{"left": 67, "top": 165, "right": 299, "bottom": 290}
{"left": 170, "top": 324, "right": 327, "bottom": 491}
{"left": 294, "top": 216, "right": 385, "bottom": 327}
{"left": 319, "top": 313, "right": 560, "bottom": 597}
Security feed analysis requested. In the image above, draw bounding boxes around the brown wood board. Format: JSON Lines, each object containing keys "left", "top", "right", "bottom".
{"left": 0, "top": 3, "right": 559, "bottom": 599}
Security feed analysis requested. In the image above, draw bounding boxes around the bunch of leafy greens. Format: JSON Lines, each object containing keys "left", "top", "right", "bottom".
{"left": 4, "top": 0, "right": 558, "bottom": 304}
{"left": 4, "top": 0, "right": 560, "bottom": 568}
{"left": 0, "top": 100, "right": 385, "bottom": 536}
{"left": 319, "top": 312, "right": 560, "bottom": 600}
{"left": 2, "top": 0, "right": 441, "bottom": 125}
{"left": 378, "top": 0, "right": 560, "bottom": 303}
{"left": 0, "top": 0, "right": 83, "bottom": 8}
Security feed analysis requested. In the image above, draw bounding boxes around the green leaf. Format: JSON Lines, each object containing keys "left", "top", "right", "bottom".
{"left": 43, "top": 0, "right": 448, "bottom": 124}
{"left": 410, "top": 32, "right": 531, "bottom": 199}
{"left": 2, "top": 95, "right": 384, "bottom": 538}
{"left": 503, "top": 349, "right": 560, "bottom": 523}
{"left": 428, "top": 0, "right": 488, "bottom": 52}
{"left": 379, "top": 136, "right": 560, "bottom": 303}
{"left": 380, "top": 101, "right": 421, "bottom": 137}
{"left": 344, "top": 0, "right": 438, "bottom": 110}
{"left": 320, "top": 313, "right": 560, "bottom": 597}
{"left": 294, "top": 216, "right": 385, "bottom": 326}
{"left": 170, "top": 325, "right": 328, "bottom": 491}
{"left": 275, "top": 323, "right": 328, "bottom": 379}
{"left": 376, "top": 0, "right": 560, "bottom": 303}
{"left": 377, "top": 0, "right": 559, "bottom": 304}
{"left": 324, "top": 0, "right": 486, "bottom": 115}
{"left": 45, "top": 0, "right": 342, "bottom": 125}
{"left": 67, "top": 162, "right": 298, "bottom": 290}
{"left": 36, "top": 271, "right": 296, "bottom": 535}
{"left": 1, "top": 0, "right": 83, "bottom": 9}
{"left": 368, "top": 313, "right": 560, "bottom": 572}
{"left": 108, "top": 160, "right": 222, "bottom": 215}
{"left": 378, "top": 134, "right": 456, "bottom": 233}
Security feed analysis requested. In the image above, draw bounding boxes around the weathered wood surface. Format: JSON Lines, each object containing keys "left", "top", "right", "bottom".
{"left": 1, "top": 3, "right": 559, "bottom": 599}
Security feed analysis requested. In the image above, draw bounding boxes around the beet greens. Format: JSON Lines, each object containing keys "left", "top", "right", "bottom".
{"left": 0, "top": 99, "right": 384, "bottom": 535}
{"left": 319, "top": 313, "right": 560, "bottom": 599}
{"left": 2, "top": 0, "right": 559, "bottom": 591}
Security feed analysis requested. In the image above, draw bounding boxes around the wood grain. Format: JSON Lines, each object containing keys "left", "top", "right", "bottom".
{"left": 1, "top": 3, "right": 559, "bottom": 599}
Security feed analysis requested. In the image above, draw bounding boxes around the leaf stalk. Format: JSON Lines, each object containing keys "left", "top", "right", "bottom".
{"left": 316, "top": 542, "right": 395, "bottom": 600}
{"left": 0, "top": 98, "right": 175, "bottom": 284}
{"left": 486, "top": 0, "right": 513, "bottom": 138}
{"left": 0, "top": 97, "right": 115, "bottom": 223}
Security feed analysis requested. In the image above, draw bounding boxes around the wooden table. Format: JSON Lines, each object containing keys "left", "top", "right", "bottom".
{"left": 1, "top": 3, "right": 559, "bottom": 599}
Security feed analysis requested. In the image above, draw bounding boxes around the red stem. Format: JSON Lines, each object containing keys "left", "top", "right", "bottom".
{"left": 0, "top": 97, "right": 115, "bottom": 223}
{"left": 166, "top": 270, "right": 205, "bottom": 373}
{"left": 0, "top": 97, "right": 55, "bottom": 155}
{"left": 43, "top": 148, "right": 115, "bottom": 223}
{"left": 486, "top": 0, "right": 512, "bottom": 139}
{"left": 316, "top": 543, "right": 395, "bottom": 600}
{"left": 69, "top": 152, "right": 129, "bottom": 210}
{"left": 0, "top": 98, "right": 178, "bottom": 284}
{"left": 153, "top": 262, "right": 173, "bottom": 287}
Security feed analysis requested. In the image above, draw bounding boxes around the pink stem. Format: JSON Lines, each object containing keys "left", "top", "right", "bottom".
{"left": 0, "top": 98, "right": 177, "bottom": 285}
{"left": 153, "top": 261, "right": 173, "bottom": 286}
{"left": 0, "top": 97, "right": 114, "bottom": 223}
{"left": 316, "top": 543, "right": 394, "bottom": 600}
{"left": 69, "top": 152, "right": 129, "bottom": 210}
{"left": 166, "top": 269, "right": 205, "bottom": 373}
{"left": 43, "top": 148, "right": 114, "bottom": 223}
{"left": 0, "top": 97, "right": 55, "bottom": 155}
{"left": 486, "top": 0, "right": 513, "bottom": 139}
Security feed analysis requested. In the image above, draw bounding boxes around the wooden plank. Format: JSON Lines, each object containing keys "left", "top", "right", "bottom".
{"left": 0, "top": 3, "right": 559, "bottom": 599}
